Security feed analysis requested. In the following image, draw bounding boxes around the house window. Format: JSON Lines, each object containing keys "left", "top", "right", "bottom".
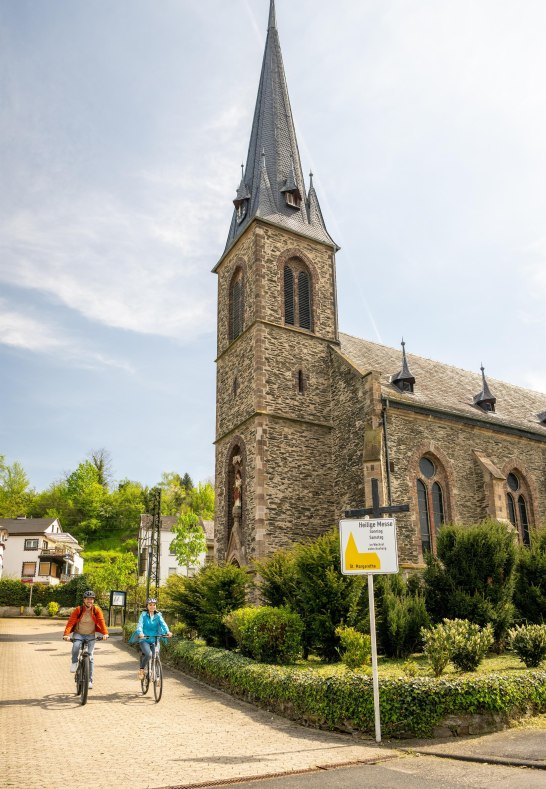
{"left": 38, "top": 562, "right": 51, "bottom": 576}
{"left": 283, "top": 260, "right": 313, "bottom": 331}
{"left": 506, "top": 471, "right": 531, "bottom": 546}
{"left": 229, "top": 268, "right": 244, "bottom": 341}
{"left": 42, "top": 540, "right": 48, "bottom": 549}
{"left": 187, "top": 567, "right": 196, "bottom": 578}
{"left": 169, "top": 542, "right": 176, "bottom": 556}
{"left": 24, "top": 539, "right": 39, "bottom": 550}
{"left": 22, "top": 562, "right": 36, "bottom": 577}
{"left": 416, "top": 456, "right": 446, "bottom": 557}
{"left": 168, "top": 567, "right": 177, "bottom": 576}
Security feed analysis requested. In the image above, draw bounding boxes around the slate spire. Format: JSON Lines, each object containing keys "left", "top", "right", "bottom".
{"left": 474, "top": 365, "right": 496, "bottom": 412}
{"left": 224, "top": 0, "right": 336, "bottom": 253}
{"left": 391, "top": 339, "right": 416, "bottom": 392}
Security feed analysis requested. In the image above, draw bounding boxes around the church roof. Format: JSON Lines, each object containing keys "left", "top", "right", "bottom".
{"left": 223, "top": 0, "right": 336, "bottom": 256}
{"left": 339, "top": 333, "right": 546, "bottom": 436}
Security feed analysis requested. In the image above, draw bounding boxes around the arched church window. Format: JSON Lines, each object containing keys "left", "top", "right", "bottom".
{"left": 506, "top": 471, "right": 531, "bottom": 546}
{"left": 229, "top": 269, "right": 244, "bottom": 341}
{"left": 283, "top": 259, "right": 313, "bottom": 331}
{"left": 416, "top": 456, "right": 446, "bottom": 557}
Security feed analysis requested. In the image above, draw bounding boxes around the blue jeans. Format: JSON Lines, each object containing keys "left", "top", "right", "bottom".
{"left": 139, "top": 640, "right": 159, "bottom": 670}
{"left": 71, "top": 634, "right": 96, "bottom": 682}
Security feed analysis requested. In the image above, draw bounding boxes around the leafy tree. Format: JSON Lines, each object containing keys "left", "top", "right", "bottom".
{"left": 169, "top": 512, "right": 207, "bottom": 571}
{"left": 423, "top": 520, "right": 517, "bottom": 647}
{"left": 85, "top": 551, "right": 138, "bottom": 604}
{"left": 0, "top": 456, "right": 34, "bottom": 517}
{"left": 158, "top": 472, "right": 187, "bottom": 515}
{"left": 88, "top": 448, "right": 113, "bottom": 489}
{"left": 188, "top": 482, "right": 214, "bottom": 519}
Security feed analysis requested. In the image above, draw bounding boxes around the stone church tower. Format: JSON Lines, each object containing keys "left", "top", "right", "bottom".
{"left": 214, "top": 0, "right": 339, "bottom": 565}
{"left": 214, "top": 1, "right": 546, "bottom": 569}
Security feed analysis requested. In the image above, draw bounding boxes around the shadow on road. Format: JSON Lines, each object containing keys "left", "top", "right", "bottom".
{"left": 0, "top": 690, "right": 149, "bottom": 710}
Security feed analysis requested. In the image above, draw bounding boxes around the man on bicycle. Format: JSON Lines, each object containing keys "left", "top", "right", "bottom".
{"left": 63, "top": 590, "right": 109, "bottom": 689}
{"left": 130, "top": 597, "right": 171, "bottom": 681}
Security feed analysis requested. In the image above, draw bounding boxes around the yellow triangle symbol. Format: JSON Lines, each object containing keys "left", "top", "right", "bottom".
{"left": 345, "top": 531, "right": 381, "bottom": 571}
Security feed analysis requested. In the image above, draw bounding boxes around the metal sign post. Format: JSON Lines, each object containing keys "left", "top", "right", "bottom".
{"left": 340, "top": 477, "right": 409, "bottom": 744}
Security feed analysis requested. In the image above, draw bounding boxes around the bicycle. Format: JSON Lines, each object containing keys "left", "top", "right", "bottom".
{"left": 140, "top": 635, "right": 164, "bottom": 703}
{"left": 71, "top": 635, "right": 103, "bottom": 706}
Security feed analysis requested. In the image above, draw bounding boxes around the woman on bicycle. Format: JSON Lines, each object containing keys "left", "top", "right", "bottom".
{"left": 63, "top": 590, "right": 109, "bottom": 690}
{"left": 131, "top": 597, "right": 172, "bottom": 681}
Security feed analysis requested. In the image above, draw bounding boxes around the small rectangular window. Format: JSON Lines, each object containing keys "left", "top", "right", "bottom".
{"left": 22, "top": 562, "right": 36, "bottom": 577}
{"left": 38, "top": 562, "right": 51, "bottom": 576}
{"left": 168, "top": 567, "right": 177, "bottom": 576}
{"left": 24, "top": 539, "right": 39, "bottom": 550}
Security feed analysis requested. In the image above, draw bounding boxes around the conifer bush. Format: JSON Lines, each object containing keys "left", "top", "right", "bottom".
{"left": 168, "top": 563, "right": 250, "bottom": 648}
{"left": 376, "top": 574, "right": 430, "bottom": 658}
{"left": 423, "top": 520, "right": 516, "bottom": 647}
{"left": 509, "top": 624, "right": 546, "bottom": 668}
{"left": 513, "top": 528, "right": 546, "bottom": 624}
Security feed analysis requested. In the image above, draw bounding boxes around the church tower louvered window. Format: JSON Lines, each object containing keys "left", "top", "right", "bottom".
{"left": 283, "top": 259, "right": 312, "bottom": 331}
{"left": 229, "top": 269, "right": 244, "bottom": 341}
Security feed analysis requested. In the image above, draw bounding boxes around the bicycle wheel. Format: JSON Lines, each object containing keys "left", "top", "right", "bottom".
{"left": 80, "top": 655, "right": 90, "bottom": 706}
{"left": 141, "top": 663, "right": 150, "bottom": 695}
{"left": 153, "top": 657, "right": 163, "bottom": 703}
{"left": 75, "top": 661, "right": 83, "bottom": 696}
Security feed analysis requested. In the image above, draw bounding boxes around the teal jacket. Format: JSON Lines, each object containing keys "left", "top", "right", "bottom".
{"left": 129, "top": 610, "right": 169, "bottom": 644}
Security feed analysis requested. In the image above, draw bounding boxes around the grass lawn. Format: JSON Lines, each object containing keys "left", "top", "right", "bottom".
{"left": 287, "top": 652, "right": 536, "bottom": 678}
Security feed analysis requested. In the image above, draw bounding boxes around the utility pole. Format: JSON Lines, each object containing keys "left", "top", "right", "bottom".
{"left": 146, "top": 486, "right": 162, "bottom": 600}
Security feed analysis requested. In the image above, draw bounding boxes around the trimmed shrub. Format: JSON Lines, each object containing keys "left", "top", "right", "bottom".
{"left": 168, "top": 563, "right": 250, "bottom": 647}
{"left": 225, "top": 606, "right": 303, "bottom": 664}
{"left": 509, "top": 624, "right": 546, "bottom": 668}
{"left": 421, "top": 622, "right": 452, "bottom": 677}
{"left": 33, "top": 604, "right": 43, "bottom": 616}
{"left": 376, "top": 574, "right": 430, "bottom": 658}
{"left": 0, "top": 579, "right": 29, "bottom": 606}
{"left": 335, "top": 625, "right": 371, "bottom": 670}
{"left": 513, "top": 528, "right": 546, "bottom": 624}
{"left": 424, "top": 520, "right": 516, "bottom": 647}
{"left": 444, "top": 619, "right": 494, "bottom": 672}
{"left": 47, "top": 601, "right": 60, "bottom": 617}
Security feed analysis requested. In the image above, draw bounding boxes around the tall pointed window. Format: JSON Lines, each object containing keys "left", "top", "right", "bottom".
{"left": 506, "top": 471, "right": 531, "bottom": 546}
{"left": 229, "top": 268, "right": 244, "bottom": 341}
{"left": 283, "top": 259, "right": 313, "bottom": 331}
{"left": 416, "top": 456, "right": 446, "bottom": 557}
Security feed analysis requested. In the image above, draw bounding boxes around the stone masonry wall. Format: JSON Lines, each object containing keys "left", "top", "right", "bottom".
{"left": 385, "top": 406, "right": 546, "bottom": 566}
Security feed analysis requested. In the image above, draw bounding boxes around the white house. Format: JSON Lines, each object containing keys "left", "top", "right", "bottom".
{"left": 138, "top": 514, "right": 214, "bottom": 586}
{"left": 0, "top": 523, "right": 8, "bottom": 579}
{"left": 0, "top": 518, "right": 84, "bottom": 585}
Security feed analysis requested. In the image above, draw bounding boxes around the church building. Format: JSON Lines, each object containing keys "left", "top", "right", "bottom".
{"left": 214, "top": 1, "right": 546, "bottom": 569}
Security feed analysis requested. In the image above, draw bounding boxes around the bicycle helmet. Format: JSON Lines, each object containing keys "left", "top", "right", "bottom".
{"left": 83, "top": 590, "right": 96, "bottom": 598}
{"left": 146, "top": 597, "right": 157, "bottom": 604}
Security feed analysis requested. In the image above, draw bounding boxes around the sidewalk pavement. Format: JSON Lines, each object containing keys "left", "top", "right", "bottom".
{"left": 1, "top": 617, "right": 544, "bottom": 789}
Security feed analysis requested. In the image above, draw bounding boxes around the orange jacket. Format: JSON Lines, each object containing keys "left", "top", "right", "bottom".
{"left": 64, "top": 604, "right": 108, "bottom": 637}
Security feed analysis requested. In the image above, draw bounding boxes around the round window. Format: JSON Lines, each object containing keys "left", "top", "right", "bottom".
{"left": 419, "top": 457, "right": 435, "bottom": 479}
{"left": 507, "top": 473, "right": 519, "bottom": 492}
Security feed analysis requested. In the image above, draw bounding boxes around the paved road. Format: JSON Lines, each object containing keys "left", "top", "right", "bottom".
{"left": 0, "top": 619, "right": 392, "bottom": 789}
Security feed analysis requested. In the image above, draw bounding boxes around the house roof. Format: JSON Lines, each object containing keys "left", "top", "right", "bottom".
{"left": 222, "top": 0, "right": 335, "bottom": 258}
{"left": 338, "top": 332, "right": 546, "bottom": 437}
{"left": 140, "top": 514, "right": 215, "bottom": 541}
{"left": 0, "top": 517, "right": 61, "bottom": 535}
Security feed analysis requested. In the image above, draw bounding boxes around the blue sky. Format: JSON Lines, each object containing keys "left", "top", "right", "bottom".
{"left": 1, "top": 0, "right": 545, "bottom": 492}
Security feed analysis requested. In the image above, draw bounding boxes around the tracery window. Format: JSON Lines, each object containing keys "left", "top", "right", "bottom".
{"left": 283, "top": 259, "right": 312, "bottom": 331}
{"left": 506, "top": 471, "right": 531, "bottom": 546}
{"left": 229, "top": 268, "right": 244, "bottom": 341}
{"left": 416, "top": 456, "right": 446, "bottom": 557}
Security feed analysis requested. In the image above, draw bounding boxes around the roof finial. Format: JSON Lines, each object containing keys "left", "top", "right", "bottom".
{"left": 309, "top": 170, "right": 314, "bottom": 188}
{"left": 261, "top": 147, "right": 266, "bottom": 168}
{"left": 391, "top": 338, "right": 416, "bottom": 392}
{"left": 268, "top": 0, "right": 277, "bottom": 30}
{"left": 474, "top": 363, "right": 496, "bottom": 412}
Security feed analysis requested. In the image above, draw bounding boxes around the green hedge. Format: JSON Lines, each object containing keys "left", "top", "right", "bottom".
{"left": 154, "top": 638, "right": 546, "bottom": 737}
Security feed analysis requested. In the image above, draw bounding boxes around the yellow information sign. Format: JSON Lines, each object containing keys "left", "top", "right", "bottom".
{"left": 339, "top": 518, "right": 399, "bottom": 575}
